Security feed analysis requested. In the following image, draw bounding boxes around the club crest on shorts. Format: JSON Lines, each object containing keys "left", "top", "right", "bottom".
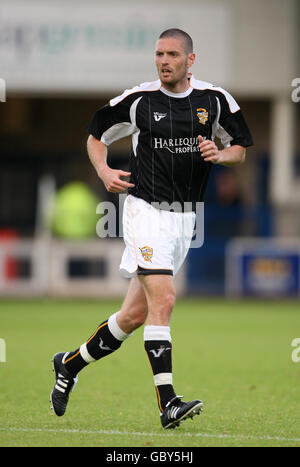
{"left": 139, "top": 246, "right": 153, "bottom": 262}
{"left": 197, "top": 108, "right": 208, "bottom": 125}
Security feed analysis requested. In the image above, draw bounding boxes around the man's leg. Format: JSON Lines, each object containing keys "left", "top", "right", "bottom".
{"left": 50, "top": 277, "right": 147, "bottom": 416}
{"left": 140, "top": 273, "right": 203, "bottom": 428}
{"left": 139, "top": 274, "right": 176, "bottom": 412}
{"left": 63, "top": 277, "right": 147, "bottom": 376}
{"left": 117, "top": 276, "right": 148, "bottom": 333}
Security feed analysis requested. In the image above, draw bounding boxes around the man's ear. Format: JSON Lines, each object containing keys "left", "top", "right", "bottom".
{"left": 187, "top": 53, "right": 196, "bottom": 68}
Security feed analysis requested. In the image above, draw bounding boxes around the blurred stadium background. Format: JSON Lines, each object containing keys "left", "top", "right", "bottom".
{"left": 0, "top": 0, "right": 299, "bottom": 300}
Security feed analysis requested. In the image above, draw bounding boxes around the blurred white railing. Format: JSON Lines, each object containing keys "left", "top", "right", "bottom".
{"left": 0, "top": 238, "right": 186, "bottom": 298}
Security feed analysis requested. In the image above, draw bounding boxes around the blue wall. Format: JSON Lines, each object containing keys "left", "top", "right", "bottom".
{"left": 186, "top": 160, "right": 273, "bottom": 295}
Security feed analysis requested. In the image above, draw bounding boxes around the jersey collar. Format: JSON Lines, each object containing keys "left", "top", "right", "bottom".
{"left": 159, "top": 86, "right": 193, "bottom": 98}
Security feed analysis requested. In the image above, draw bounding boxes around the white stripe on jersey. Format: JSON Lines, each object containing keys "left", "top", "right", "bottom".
{"left": 109, "top": 75, "right": 239, "bottom": 113}
{"left": 100, "top": 96, "right": 142, "bottom": 149}
{"left": 190, "top": 75, "right": 240, "bottom": 113}
{"left": 109, "top": 80, "right": 161, "bottom": 107}
{"left": 100, "top": 122, "right": 133, "bottom": 146}
{"left": 212, "top": 97, "right": 234, "bottom": 148}
{"left": 130, "top": 96, "right": 143, "bottom": 156}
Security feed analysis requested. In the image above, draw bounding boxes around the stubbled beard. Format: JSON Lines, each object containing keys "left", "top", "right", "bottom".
{"left": 160, "top": 71, "right": 187, "bottom": 90}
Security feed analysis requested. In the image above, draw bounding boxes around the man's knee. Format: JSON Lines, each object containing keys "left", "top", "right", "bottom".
{"left": 161, "top": 291, "right": 176, "bottom": 313}
{"left": 130, "top": 307, "right": 147, "bottom": 328}
{"left": 149, "top": 291, "right": 176, "bottom": 323}
{"left": 118, "top": 304, "right": 147, "bottom": 331}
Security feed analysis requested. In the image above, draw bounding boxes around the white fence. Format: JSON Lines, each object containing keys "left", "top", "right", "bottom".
{"left": 0, "top": 238, "right": 186, "bottom": 298}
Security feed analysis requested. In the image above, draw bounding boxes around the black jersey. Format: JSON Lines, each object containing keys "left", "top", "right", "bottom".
{"left": 88, "top": 75, "right": 253, "bottom": 210}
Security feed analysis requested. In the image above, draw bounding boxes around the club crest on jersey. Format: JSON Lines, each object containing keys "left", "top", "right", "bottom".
{"left": 153, "top": 112, "right": 167, "bottom": 122}
{"left": 197, "top": 108, "right": 208, "bottom": 125}
{"left": 139, "top": 246, "right": 153, "bottom": 262}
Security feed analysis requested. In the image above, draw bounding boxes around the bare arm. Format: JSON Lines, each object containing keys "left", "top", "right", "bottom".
{"left": 87, "top": 135, "right": 135, "bottom": 193}
{"left": 198, "top": 135, "right": 246, "bottom": 166}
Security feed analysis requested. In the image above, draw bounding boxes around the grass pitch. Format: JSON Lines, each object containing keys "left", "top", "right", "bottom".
{"left": 0, "top": 298, "right": 299, "bottom": 447}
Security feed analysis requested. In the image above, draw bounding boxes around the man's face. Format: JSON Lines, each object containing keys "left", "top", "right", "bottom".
{"left": 155, "top": 37, "right": 195, "bottom": 90}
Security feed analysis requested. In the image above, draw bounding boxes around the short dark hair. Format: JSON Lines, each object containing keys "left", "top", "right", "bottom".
{"left": 158, "top": 28, "right": 193, "bottom": 54}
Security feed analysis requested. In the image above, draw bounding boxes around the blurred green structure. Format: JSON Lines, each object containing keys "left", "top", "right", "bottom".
{"left": 51, "top": 182, "right": 100, "bottom": 238}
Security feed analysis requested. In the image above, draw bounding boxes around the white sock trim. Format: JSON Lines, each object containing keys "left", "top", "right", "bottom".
{"left": 108, "top": 312, "right": 131, "bottom": 342}
{"left": 154, "top": 372, "right": 173, "bottom": 386}
{"left": 144, "top": 325, "right": 171, "bottom": 342}
{"left": 79, "top": 343, "right": 96, "bottom": 363}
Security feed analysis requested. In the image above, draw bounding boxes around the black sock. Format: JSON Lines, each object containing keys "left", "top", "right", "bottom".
{"left": 64, "top": 312, "right": 130, "bottom": 377}
{"left": 144, "top": 326, "right": 176, "bottom": 412}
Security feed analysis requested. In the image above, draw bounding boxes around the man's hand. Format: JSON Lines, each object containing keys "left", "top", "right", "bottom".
{"left": 198, "top": 135, "right": 221, "bottom": 164}
{"left": 100, "top": 167, "right": 135, "bottom": 193}
{"left": 87, "top": 135, "right": 135, "bottom": 193}
{"left": 198, "top": 135, "right": 246, "bottom": 166}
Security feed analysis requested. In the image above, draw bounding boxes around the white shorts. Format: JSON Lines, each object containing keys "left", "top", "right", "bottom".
{"left": 119, "top": 195, "right": 196, "bottom": 278}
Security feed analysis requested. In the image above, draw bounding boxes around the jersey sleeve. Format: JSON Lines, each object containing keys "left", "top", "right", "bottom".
{"left": 87, "top": 92, "right": 142, "bottom": 146}
{"left": 213, "top": 91, "right": 253, "bottom": 148}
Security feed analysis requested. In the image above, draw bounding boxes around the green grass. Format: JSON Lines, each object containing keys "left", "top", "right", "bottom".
{"left": 0, "top": 298, "right": 299, "bottom": 447}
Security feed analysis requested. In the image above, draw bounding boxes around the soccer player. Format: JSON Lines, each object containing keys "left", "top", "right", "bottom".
{"left": 50, "top": 28, "right": 253, "bottom": 429}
